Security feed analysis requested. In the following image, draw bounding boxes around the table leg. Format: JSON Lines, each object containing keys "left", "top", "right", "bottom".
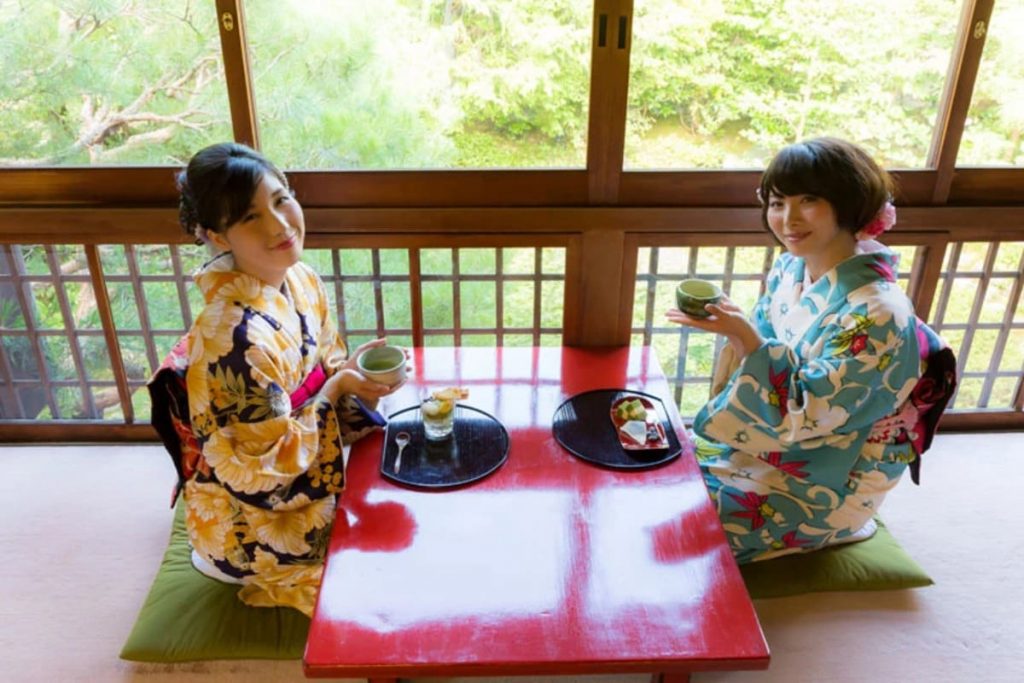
{"left": 651, "top": 674, "right": 690, "bottom": 683}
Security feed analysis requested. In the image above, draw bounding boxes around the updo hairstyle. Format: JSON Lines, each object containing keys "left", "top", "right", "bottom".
{"left": 176, "top": 142, "right": 289, "bottom": 244}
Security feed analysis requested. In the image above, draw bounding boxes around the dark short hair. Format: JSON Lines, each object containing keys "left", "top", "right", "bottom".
{"left": 758, "top": 137, "right": 894, "bottom": 234}
{"left": 176, "top": 143, "right": 288, "bottom": 241}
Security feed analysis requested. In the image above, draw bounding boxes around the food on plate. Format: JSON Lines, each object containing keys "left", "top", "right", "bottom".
{"left": 620, "top": 420, "right": 650, "bottom": 445}
{"left": 424, "top": 387, "right": 470, "bottom": 417}
{"left": 615, "top": 397, "right": 647, "bottom": 422}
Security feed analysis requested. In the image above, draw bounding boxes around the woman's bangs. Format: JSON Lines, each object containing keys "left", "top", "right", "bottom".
{"left": 762, "top": 147, "right": 827, "bottom": 198}
{"left": 217, "top": 160, "right": 264, "bottom": 229}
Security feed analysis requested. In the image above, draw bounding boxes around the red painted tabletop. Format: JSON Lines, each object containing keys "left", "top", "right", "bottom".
{"left": 304, "top": 346, "right": 769, "bottom": 679}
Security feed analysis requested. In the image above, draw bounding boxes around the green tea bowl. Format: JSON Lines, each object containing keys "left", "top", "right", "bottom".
{"left": 675, "top": 279, "right": 723, "bottom": 319}
{"left": 356, "top": 345, "right": 406, "bottom": 386}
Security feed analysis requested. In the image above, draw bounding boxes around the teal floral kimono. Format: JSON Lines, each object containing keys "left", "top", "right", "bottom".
{"left": 693, "top": 247, "right": 928, "bottom": 563}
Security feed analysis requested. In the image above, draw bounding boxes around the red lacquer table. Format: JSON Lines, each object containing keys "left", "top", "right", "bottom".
{"left": 303, "top": 346, "right": 769, "bottom": 682}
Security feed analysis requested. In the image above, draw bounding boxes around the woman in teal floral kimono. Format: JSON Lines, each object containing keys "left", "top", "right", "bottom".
{"left": 667, "top": 138, "right": 955, "bottom": 563}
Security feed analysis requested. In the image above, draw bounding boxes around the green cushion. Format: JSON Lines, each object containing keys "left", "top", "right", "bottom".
{"left": 122, "top": 510, "right": 928, "bottom": 662}
{"left": 741, "top": 518, "right": 933, "bottom": 599}
{"left": 120, "top": 504, "right": 309, "bottom": 662}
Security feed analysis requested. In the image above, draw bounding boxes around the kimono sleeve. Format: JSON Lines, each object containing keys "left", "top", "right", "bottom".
{"left": 310, "top": 271, "right": 385, "bottom": 446}
{"left": 710, "top": 258, "right": 782, "bottom": 398}
{"left": 694, "top": 295, "right": 920, "bottom": 454}
{"left": 312, "top": 273, "right": 348, "bottom": 378}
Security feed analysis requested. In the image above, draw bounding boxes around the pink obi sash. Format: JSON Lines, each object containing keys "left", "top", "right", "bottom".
{"left": 290, "top": 363, "right": 327, "bottom": 411}
{"left": 865, "top": 318, "right": 957, "bottom": 485}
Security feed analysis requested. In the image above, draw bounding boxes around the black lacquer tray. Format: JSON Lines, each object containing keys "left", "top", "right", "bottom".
{"left": 552, "top": 388, "right": 683, "bottom": 470}
{"left": 380, "top": 404, "right": 510, "bottom": 489}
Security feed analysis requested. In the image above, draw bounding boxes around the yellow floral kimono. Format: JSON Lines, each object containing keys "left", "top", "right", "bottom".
{"left": 183, "top": 253, "right": 380, "bottom": 616}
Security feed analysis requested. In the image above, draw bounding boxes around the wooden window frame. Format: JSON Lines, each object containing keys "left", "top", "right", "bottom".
{"left": 1, "top": 0, "right": 1022, "bottom": 438}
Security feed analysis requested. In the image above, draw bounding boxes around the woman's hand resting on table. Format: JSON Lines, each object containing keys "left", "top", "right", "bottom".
{"left": 666, "top": 296, "right": 765, "bottom": 359}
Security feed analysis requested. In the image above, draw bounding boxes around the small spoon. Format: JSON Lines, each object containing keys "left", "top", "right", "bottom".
{"left": 393, "top": 431, "right": 411, "bottom": 473}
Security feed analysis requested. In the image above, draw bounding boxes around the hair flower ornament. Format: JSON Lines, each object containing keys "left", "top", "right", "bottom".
{"left": 857, "top": 201, "right": 896, "bottom": 241}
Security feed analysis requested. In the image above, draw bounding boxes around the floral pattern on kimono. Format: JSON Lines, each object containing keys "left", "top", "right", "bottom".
{"left": 693, "top": 249, "right": 923, "bottom": 564}
{"left": 183, "top": 253, "right": 382, "bottom": 615}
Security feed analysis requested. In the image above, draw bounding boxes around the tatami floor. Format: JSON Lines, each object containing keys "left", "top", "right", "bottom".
{"left": 1, "top": 432, "right": 1021, "bottom": 683}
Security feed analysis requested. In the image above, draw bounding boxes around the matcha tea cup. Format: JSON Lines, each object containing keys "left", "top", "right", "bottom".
{"left": 675, "top": 279, "right": 724, "bottom": 319}
{"left": 356, "top": 345, "right": 406, "bottom": 386}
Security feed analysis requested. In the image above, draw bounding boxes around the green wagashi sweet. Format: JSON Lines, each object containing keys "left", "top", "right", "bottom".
{"left": 615, "top": 398, "right": 647, "bottom": 421}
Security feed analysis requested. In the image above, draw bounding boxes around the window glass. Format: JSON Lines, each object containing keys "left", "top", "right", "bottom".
{"left": 245, "top": 0, "right": 591, "bottom": 169}
{"left": 0, "top": 1, "right": 231, "bottom": 166}
{"left": 625, "top": 0, "right": 961, "bottom": 169}
{"left": 958, "top": 0, "right": 1024, "bottom": 166}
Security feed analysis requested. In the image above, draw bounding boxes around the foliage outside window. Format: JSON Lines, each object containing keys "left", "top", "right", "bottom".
{"left": 958, "top": 0, "right": 1024, "bottom": 167}
{"left": 246, "top": 0, "right": 591, "bottom": 169}
{"left": 625, "top": 0, "right": 961, "bottom": 169}
{"left": 0, "top": 0, "right": 232, "bottom": 166}
{"left": 3, "top": 0, "right": 1022, "bottom": 172}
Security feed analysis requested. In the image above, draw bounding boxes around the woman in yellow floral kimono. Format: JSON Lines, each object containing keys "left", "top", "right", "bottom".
{"left": 167, "top": 143, "right": 401, "bottom": 615}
